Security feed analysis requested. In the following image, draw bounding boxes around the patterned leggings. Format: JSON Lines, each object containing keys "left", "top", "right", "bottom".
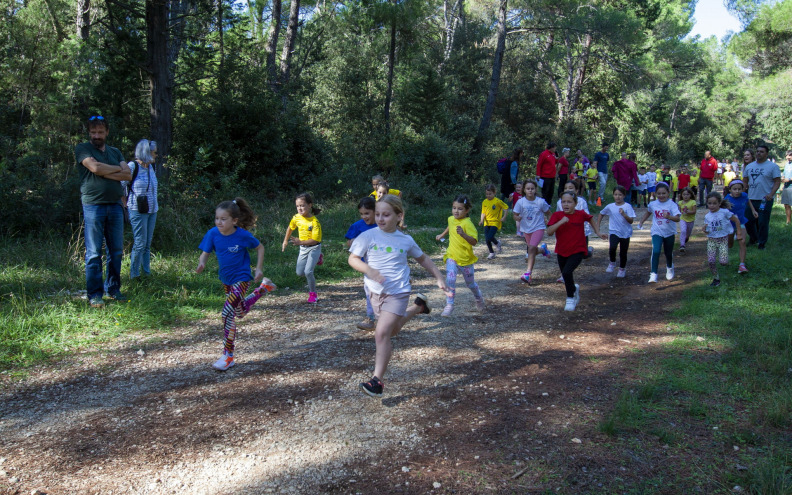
{"left": 445, "top": 259, "right": 483, "bottom": 305}
{"left": 221, "top": 281, "right": 265, "bottom": 355}
{"left": 707, "top": 237, "right": 729, "bottom": 277}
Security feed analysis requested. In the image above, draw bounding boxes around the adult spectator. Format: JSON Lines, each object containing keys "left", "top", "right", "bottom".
{"left": 612, "top": 152, "right": 641, "bottom": 195}
{"left": 124, "top": 139, "right": 160, "bottom": 281}
{"left": 698, "top": 150, "right": 719, "bottom": 206}
{"left": 557, "top": 148, "right": 570, "bottom": 197}
{"left": 593, "top": 143, "right": 610, "bottom": 203}
{"left": 743, "top": 145, "right": 781, "bottom": 249}
{"left": 500, "top": 148, "right": 523, "bottom": 200}
{"left": 536, "top": 142, "right": 558, "bottom": 204}
{"left": 781, "top": 150, "right": 792, "bottom": 226}
{"left": 75, "top": 116, "right": 132, "bottom": 308}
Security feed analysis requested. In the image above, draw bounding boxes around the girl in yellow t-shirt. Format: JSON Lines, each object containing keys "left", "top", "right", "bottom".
{"left": 479, "top": 184, "right": 509, "bottom": 259}
{"left": 435, "top": 195, "right": 484, "bottom": 316}
{"left": 282, "top": 192, "right": 323, "bottom": 303}
{"left": 677, "top": 187, "right": 696, "bottom": 253}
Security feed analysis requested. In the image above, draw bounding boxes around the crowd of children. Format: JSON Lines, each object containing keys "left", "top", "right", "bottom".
{"left": 192, "top": 159, "right": 764, "bottom": 396}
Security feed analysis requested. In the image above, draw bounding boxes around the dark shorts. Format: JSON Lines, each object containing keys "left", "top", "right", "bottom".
{"left": 587, "top": 182, "right": 596, "bottom": 190}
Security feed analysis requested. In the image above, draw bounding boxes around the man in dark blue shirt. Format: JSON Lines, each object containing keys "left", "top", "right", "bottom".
{"left": 593, "top": 143, "right": 610, "bottom": 203}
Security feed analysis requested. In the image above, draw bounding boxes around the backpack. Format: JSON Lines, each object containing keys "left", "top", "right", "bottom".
{"left": 497, "top": 158, "right": 510, "bottom": 174}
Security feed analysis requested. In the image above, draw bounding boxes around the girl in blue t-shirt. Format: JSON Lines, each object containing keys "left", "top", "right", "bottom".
{"left": 726, "top": 180, "right": 758, "bottom": 274}
{"left": 345, "top": 197, "right": 378, "bottom": 330}
{"left": 197, "top": 197, "right": 275, "bottom": 371}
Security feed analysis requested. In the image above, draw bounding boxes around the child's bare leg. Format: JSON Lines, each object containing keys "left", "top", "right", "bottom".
{"left": 373, "top": 307, "right": 421, "bottom": 378}
{"left": 785, "top": 205, "right": 791, "bottom": 225}
{"left": 738, "top": 235, "right": 747, "bottom": 265}
{"left": 526, "top": 246, "right": 538, "bottom": 273}
{"left": 390, "top": 303, "right": 423, "bottom": 338}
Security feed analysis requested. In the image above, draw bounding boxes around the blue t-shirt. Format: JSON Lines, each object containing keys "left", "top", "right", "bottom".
{"left": 728, "top": 192, "right": 750, "bottom": 225}
{"left": 345, "top": 219, "right": 378, "bottom": 240}
{"left": 198, "top": 227, "right": 260, "bottom": 285}
{"left": 594, "top": 151, "right": 610, "bottom": 174}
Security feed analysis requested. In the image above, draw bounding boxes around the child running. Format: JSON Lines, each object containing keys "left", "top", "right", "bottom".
{"left": 546, "top": 191, "right": 606, "bottom": 311}
{"left": 282, "top": 192, "right": 322, "bottom": 303}
{"left": 726, "top": 180, "right": 756, "bottom": 274}
{"left": 510, "top": 182, "right": 524, "bottom": 236}
{"left": 703, "top": 192, "right": 742, "bottom": 286}
{"left": 345, "top": 197, "right": 379, "bottom": 330}
{"left": 639, "top": 182, "right": 681, "bottom": 283}
{"left": 435, "top": 195, "right": 485, "bottom": 316}
{"left": 512, "top": 179, "right": 551, "bottom": 284}
{"left": 596, "top": 186, "right": 635, "bottom": 278}
{"left": 349, "top": 195, "right": 450, "bottom": 397}
{"left": 480, "top": 184, "right": 509, "bottom": 259}
{"left": 677, "top": 187, "right": 696, "bottom": 253}
{"left": 196, "top": 198, "right": 275, "bottom": 371}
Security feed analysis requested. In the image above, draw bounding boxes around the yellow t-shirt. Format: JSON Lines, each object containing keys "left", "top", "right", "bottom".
{"left": 689, "top": 171, "right": 700, "bottom": 187}
{"left": 481, "top": 197, "right": 509, "bottom": 229}
{"left": 678, "top": 200, "right": 696, "bottom": 223}
{"left": 585, "top": 168, "right": 598, "bottom": 183}
{"left": 288, "top": 214, "right": 322, "bottom": 242}
{"left": 723, "top": 171, "right": 736, "bottom": 187}
{"left": 370, "top": 188, "right": 401, "bottom": 198}
{"left": 443, "top": 216, "right": 478, "bottom": 266}
{"left": 672, "top": 176, "right": 679, "bottom": 191}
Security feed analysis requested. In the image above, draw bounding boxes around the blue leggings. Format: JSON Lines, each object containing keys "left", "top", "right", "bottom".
{"left": 445, "top": 259, "right": 483, "bottom": 304}
{"left": 651, "top": 234, "right": 675, "bottom": 273}
{"left": 484, "top": 226, "right": 499, "bottom": 253}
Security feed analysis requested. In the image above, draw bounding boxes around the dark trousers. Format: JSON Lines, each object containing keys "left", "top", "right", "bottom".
{"left": 484, "top": 225, "right": 499, "bottom": 253}
{"left": 557, "top": 252, "right": 584, "bottom": 297}
{"left": 745, "top": 198, "right": 773, "bottom": 246}
{"left": 698, "top": 179, "right": 713, "bottom": 204}
{"left": 541, "top": 177, "right": 556, "bottom": 205}
{"left": 557, "top": 174, "right": 568, "bottom": 197}
{"left": 609, "top": 234, "right": 630, "bottom": 268}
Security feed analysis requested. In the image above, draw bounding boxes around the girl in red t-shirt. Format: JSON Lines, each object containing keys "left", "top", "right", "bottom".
{"left": 546, "top": 191, "right": 607, "bottom": 311}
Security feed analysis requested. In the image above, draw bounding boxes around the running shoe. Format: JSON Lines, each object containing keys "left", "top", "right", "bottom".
{"left": 212, "top": 352, "right": 235, "bottom": 371}
{"left": 89, "top": 297, "right": 105, "bottom": 308}
{"left": 496, "top": 241, "right": 503, "bottom": 254}
{"left": 356, "top": 318, "right": 375, "bottom": 331}
{"left": 108, "top": 292, "right": 128, "bottom": 303}
{"left": 648, "top": 272, "right": 658, "bottom": 283}
{"left": 475, "top": 298, "right": 486, "bottom": 312}
{"left": 679, "top": 246, "right": 686, "bottom": 254}
{"left": 556, "top": 276, "right": 564, "bottom": 283}
{"left": 520, "top": 273, "right": 531, "bottom": 284}
{"left": 666, "top": 266, "right": 675, "bottom": 280}
{"left": 414, "top": 293, "right": 431, "bottom": 314}
{"left": 573, "top": 284, "right": 580, "bottom": 306}
{"left": 487, "top": 253, "right": 496, "bottom": 260}
{"left": 617, "top": 268, "right": 626, "bottom": 278}
{"left": 441, "top": 304, "right": 454, "bottom": 317}
{"left": 359, "top": 376, "right": 383, "bottom": 397}
{"left": 307, "top": 292, "right": 318, "bottom": 303}
{"left": 539, "top": 243, "right": 551, "bottom": 258}
{"left": 710, "top": 278, "right": 721, "bottom": 287}
{"left": 587, "top": 246, "right": 594, "bottom": 258}
{"left": 606, "top": 262, "right": 616, "bottom": 273}
{"left": 738, "top": 264, "right": 748, "bottom": 274}
{"left": 564, "top": 297, "right": 577, "bottom": 311}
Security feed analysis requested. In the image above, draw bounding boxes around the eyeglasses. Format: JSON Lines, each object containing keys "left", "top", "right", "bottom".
{"left": 89, "top": 115, "right": 105, "bottom": 121}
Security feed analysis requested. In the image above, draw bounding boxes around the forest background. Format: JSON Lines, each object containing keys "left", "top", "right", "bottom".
{"left": 2, "top": 0, "right": 792, "bottom": 238}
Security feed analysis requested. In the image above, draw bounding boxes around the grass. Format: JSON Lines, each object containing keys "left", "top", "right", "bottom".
{"left": 596, "top": 203, "right": 792, "bottom": 492}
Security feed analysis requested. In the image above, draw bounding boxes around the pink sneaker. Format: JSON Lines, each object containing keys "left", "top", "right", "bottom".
{"left": 738, "top": 264, "right": 748, "bottom": 274}
{"left": 307, "top": 292, "right": 318, "bottom": 303}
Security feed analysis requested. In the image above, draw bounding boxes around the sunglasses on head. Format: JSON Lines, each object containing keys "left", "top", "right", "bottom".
{"left": 89, "top": 115, "right": 105, "bottom": 121}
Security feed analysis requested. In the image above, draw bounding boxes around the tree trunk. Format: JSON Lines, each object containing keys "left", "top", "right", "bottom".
{"left": 471, "top": 0, "right": 506, "bottom": 156}
{"left": 265, "top": 0, "right": 282, "bottom": 88}
{"left": 41, "top": 0, "right": 65, "bottom": 41}
{"left": 566, "top": 32, "right": 592, "bottom": 119}
{"left": 76, "top": 0, "right": 90, "bottom": 39}
{"left": 384, "top": 11, "right": 396, "bottom": 135}
{"left": 279, "top": 0, "right": 301, "bottom": 86}
{"left": 536, "top": 32, "right": 564, "bottom": 122}
{"left": 217, "top": 0, "right": 225, "bottom": 92}
{"left": 440, "top": 0, "right": 462, "bottom": 72}
{"left": 146, "top": 0, "right": 173, "bottom": 165}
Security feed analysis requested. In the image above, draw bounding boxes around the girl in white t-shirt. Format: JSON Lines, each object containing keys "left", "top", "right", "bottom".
{"left": 703, "top": 192, "right": 741, "bottom": 287}
{"left": 638, "top": 182, "right": 681, "bottom": 283}
{"left": 349, "top": 195, "right": 451, "bottom": 398}
{"left": 512, "top": 179, "right": 551, "bottom": 284}
{"left": 596, "top": 186, "right": 636, "bottom": 278}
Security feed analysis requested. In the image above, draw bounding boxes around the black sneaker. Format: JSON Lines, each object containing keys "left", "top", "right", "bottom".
{"left": 414, "top": 293, "right": 431, "bottom": 314}
{"left": 359, "top": 376, "right": 383, "bottom": 397}
{"left": 710, "top": 278, "right": 720, "bottom": 287}
{"left": 757, "top": 243, "right": 766, "bottom": 250}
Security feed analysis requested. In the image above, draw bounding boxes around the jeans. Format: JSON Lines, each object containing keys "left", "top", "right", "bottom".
{"left": 650, "top": 234, "right": 675, "bottom": 273}
{"left": 83, "top": 203, "right": 124, "bottom": 300}
{"left": 698, "top": 179, "right": 713, "bottom": 204}
{"left": 598, "top": 172, "right": 608, "bottom": 199}
{"left": 745, "top": 199, "right": 773, "bottom": 245}
{"left": 129, "top": 210, "right": 157, "bottom": 278}
{"left": 484, "top": 226, "right": 499, "bottom": 253}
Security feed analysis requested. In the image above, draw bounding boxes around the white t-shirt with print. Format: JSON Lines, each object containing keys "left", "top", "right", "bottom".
{"left": 647, "top": 199, "right": 681, "bottom": 237}
{"left": 349, "top": 227, "right": 423, "bottom": 295}
{"left": 705, "top": 209, "right": 734, "bottom": 238}
{"left": 600, "top": 202, "right": 636, "bottom": 238}
{"left": 513, "top": 197, "right": 550, "bottom": 234}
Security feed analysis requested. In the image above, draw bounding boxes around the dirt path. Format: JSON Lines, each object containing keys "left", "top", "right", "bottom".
{"left": 0, "top": 210, "right": 709, "bottom": 494}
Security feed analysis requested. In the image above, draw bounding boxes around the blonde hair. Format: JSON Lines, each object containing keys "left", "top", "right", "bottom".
{"left": 377, "top": 194, "right": 405, "bottom": 216}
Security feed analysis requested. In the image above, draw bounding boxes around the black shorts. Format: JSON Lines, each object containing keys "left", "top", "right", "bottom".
{"left": 587, "top": 182, "right": 596, "bottom": 190}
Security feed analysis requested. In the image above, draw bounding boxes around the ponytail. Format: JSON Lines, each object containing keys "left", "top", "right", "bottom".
{"left": 216, "top": 197, "right": 257, "bottom": 231}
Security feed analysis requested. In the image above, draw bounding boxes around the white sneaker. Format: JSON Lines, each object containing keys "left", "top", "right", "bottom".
{"left": 556, "top": 276, "right": 564, "bottom": 283}
{"left": 212, "top": 353, "right": 235, "bottom": 371}
{"left": 496, "top": 241, "right": 503, "bottom": 254}
{"left": 573, "top": 284, "right": 580, "bottom": 305}
{"left": 666, "top": 266, "right": 675, "bottom": 280}
{"left": 564, "top": 297, "right": 576, "bottom": 311}
{"left": 441, "top": 304, "right": 454, "bottom": 317}
{"left": 648, "top": 272, "right": 658, "bottom": 283}
{"left": 487, "top": 253, "right": 496, "bottom": 260}
{"left": 617, "top": 268, "right": 626, "bottom": 278}
{"left": 606, "top": 262, "right": 616, "bottom": 273}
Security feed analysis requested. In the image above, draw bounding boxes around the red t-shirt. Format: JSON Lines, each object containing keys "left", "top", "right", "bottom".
{"left": 549, "top": 210, "right": 592, "bottom": 257}
{"left": 510, "top": 192, "right": 522, "bottom": 208}
{"left": 700, "top": 157, "right": 718, "bottom": 180}
{"left": 537, "top": 150, "right": 557, "bottom": 179}
{"left": 678, "top": 173, "right": 690, "bottom": 189}
{"left": 558, "top": 156, "right": 569, "bottom": 175}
